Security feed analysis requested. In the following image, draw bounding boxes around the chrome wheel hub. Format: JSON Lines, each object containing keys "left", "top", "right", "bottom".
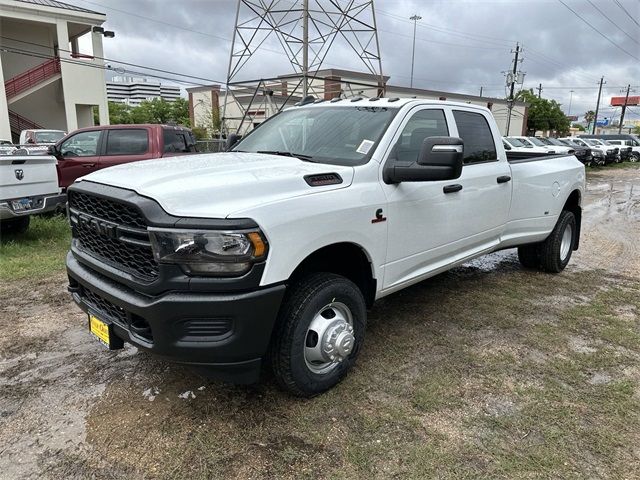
{"left": 304, "top": 302, "right": 354, "bottom": 375}
{"left": 560, "top": 223, "right": 573, "bottom": 261}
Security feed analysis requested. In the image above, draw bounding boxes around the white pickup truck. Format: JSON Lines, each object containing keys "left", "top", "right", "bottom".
{"left": 66, "top": 99, "right": 585, "bottom": 396}
{"left": 1, "top": 155, "right": 66, "bottom": 233}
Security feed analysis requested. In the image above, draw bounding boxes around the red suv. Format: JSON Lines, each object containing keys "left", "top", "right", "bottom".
{"left": 49, "top": 124, "right": 198, "bottom": 189}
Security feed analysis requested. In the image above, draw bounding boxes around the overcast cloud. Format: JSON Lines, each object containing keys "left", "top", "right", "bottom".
{"left": 73, "top": 0, "right": 640, "bottom": 123}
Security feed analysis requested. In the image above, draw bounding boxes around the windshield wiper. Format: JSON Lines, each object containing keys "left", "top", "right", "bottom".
{"left": 256, "top": 150, "right": 315, "bottom": 161}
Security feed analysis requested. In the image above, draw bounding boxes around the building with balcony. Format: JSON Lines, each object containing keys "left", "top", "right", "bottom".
{"left": 0, "top": 0, "right": 110, "bottom": 143}
{"left": 106, "top": 76, "right": 181, "bottom": 106}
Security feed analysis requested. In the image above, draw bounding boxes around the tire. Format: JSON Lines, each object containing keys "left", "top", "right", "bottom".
{"left": 270, "top": 272, "right": 367, "bottom": 397}
{"left": 0, "top": 216, "right": 30, "bottom": 235}
{"left": 631, "top": 152, "right": 639, "bottom": 163}
{"left": 538, "top": 211, "right": 576, "bottom": 273}
{"left": 517, "top": 244, "right": 539, "bottom": 269}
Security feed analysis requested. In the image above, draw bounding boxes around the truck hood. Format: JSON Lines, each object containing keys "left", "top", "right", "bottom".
{"left": 80, "top": 152, "right": 355, "bottom": 218}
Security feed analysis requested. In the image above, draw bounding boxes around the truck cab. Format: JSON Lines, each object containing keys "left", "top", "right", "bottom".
{"left": 50, "top": 124, "right": 198, "bottom": 189}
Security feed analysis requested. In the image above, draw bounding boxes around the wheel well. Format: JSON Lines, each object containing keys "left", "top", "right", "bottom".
{"left": 290, "top": 243, "right": 376, "bottom": 308}
{"left": 563, "top": 189, "right": 582, "bottom": 250}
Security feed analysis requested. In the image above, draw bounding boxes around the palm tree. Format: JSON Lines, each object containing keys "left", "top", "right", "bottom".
{"left": 584, "top": 110, "right": 595, "bottom": 131}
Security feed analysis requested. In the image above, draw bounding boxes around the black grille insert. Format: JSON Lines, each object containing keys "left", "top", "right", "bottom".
{"left": 82, "top": 287, "right": 127, "bottom": 326}
{"left": 81, "top": 286, "right": 153, "bottom": 343}
{"left": 69, "top": 191, "right": 147, "bottom": 229}
{"left": 69, "top": 191, "right": 158, "bottom": 281}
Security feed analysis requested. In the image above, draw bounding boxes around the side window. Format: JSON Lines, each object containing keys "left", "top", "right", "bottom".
{"left": 105, "top": 129, "right": 149, "bottom": 156}
{"left": 452, "top": 110, "right": 497, "bottom": 164}
{"left": 163, "top": 129, "right": 189, "bottom": 153}
{"left": 395, "top": 109, "right": 449, "bottom": 162}
{"left": 60, "top": 131, "right": 100, "bottom": 157}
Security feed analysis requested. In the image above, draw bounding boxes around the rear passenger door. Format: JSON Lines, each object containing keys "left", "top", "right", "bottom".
{"left": 98, "top": 128, "right": 153, "bottom": 170}
{"left": 450, "top": 109, "right": 512, "bottom": 249}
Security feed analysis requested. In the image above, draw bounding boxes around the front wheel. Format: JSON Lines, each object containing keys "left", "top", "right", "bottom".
{"left": 631, "top": 152, "right": 639, "bottom": 163}
{"left": 270, "top": 273, "right": 367, "bottom": 397}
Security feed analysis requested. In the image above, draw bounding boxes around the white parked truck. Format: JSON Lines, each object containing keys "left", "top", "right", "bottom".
{"left": 66, "top": 98, "right": 585, "bottom": 396}
{"left": 0, "top": 155, "right": 66, "bottom": 233}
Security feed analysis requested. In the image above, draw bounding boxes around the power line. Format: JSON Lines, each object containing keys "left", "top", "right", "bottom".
{"left": 0, "top": 35, "right": 227, "bottom": 85}
{"left": 1, "top": 45, "right": 214, "bottom": 87}
{"left": 586, "top": 0, "right": 639, "bottom": 45}
{"left": 557, "top": 0, "right": 640, "bottom": 61}
{"left": 613, "top": 0, "right": 640, "bottom": 28}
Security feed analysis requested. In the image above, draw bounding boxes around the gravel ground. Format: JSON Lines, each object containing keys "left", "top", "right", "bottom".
{"left": 1, "top": 166, "right": 639, "bottom": 479}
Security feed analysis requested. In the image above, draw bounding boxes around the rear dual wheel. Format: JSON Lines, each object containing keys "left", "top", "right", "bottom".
{"left": 518, "top": 210, "right": 576, "bottom": 273}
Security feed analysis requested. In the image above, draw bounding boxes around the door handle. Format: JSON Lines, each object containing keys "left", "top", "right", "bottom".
{"left": 497, "top": 175, "right": 511, "bottom": 183}
{"left": 81, "top": 163, "right": 96, "bottom": 168}
{"left": 443, "top": 184, "right": 463, "bottom": 194}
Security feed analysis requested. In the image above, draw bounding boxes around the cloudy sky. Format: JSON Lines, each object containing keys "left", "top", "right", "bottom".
{"left": 73, "top": 0, "right": 640, "bottom": 123}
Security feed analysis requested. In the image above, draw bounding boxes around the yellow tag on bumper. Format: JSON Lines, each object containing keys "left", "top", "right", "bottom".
{"left": 89, "top": 314, "right": 110, "bottom": 347}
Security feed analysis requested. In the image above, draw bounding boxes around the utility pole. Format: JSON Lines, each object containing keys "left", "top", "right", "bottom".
{"left": 568, "top": 89, "right": 574, "bottom": 115}
{"left": 537, "top": 83, "right": 543, "bottom": 98}
{"left": 618, "top": 84, "right": 631, "bottom": 134}
{"left": 479, "top": 86, "right": 483, "bottom": 97}
{"left": 505, "top": 42, "right": 522, "bottom": 136}
{"left": 592, "top": 76, "right": 605, "bottom": 135}
{"left": 409, "top": 14, "right": 421, "bottom": 88}
{"left": 302, "top": 0, "right": 309, "bottom": 97}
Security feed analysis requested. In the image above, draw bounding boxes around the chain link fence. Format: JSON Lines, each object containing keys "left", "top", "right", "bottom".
{"left": 196, "top": 139, "right": 226, "bottom": 153}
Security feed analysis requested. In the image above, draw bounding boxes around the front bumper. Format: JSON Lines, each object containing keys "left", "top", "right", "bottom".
{"left": 67, "top": 252, "right": 286, "bottom": 383}
{"left": 0, "top": 193, "right": 67, "bottom": 220}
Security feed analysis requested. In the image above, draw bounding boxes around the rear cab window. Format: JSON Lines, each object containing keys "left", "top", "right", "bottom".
{"left": 105, "top": 129, "right": 149, "bottom": 155}
{"left": 163, "top": 129, "right": 194, "bottom": 153}
{"left": 452, "top": 110, "right": 497, "bottom": 164}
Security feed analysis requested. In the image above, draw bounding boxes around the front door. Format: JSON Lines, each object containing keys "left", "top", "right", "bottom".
{"left": 57, "top": 130, "right": 103, "bottom": 189}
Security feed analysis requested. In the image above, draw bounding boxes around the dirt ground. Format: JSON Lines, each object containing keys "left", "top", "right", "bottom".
{"left": 1, "top": 166, "right": 639, "bottom": 479}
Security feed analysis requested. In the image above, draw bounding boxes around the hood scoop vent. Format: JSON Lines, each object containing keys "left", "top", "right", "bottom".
{"left": 304, "top": 173, "right": 343, "bottom": 187}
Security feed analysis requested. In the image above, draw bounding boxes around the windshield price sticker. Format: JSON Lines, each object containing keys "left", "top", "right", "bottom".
{"left": 357, "top": 139, "right": 375, "bottom": 155}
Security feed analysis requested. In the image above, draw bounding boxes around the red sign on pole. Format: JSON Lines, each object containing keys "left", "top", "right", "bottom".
{"left": 611, "top": 96, "right": 640, "bottom": 106}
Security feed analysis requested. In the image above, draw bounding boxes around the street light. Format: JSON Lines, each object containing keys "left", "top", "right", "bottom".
{"left": 568, "top": 89, "right": 574, "bottom": 116}
{"left": 410, "top": 14, "right": 421, "bottom": 88}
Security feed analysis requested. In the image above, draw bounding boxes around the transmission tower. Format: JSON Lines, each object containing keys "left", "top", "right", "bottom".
{"left": 221, "top": 0, "right": 384, "bottom": 136}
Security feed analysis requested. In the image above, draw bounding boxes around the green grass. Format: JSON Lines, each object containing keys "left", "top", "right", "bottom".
{"left": 0, "top": 214, "right": 70, "bottom": 280}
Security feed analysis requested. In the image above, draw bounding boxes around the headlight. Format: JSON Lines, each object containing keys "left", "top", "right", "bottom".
{"left": 148, "top": 228, "right": 268, "bottom": 276}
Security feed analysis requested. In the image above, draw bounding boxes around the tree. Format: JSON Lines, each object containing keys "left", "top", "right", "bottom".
{"left": 584, "top": 110, "right": 595, "bottom": 131}
{"left": 108, "top": 101, "right": 133, "bottom": 124}
{"left": 571, "top": 123, "right": 585, "bottom": 132}
{"left": 105, "top": 98, "right": 190, "bottom": 126}
{"left": 515, "top": 89, "right": 571, "bottom": 136}
{"left": 634, "top": 125, "right": 640, "bottom": 135}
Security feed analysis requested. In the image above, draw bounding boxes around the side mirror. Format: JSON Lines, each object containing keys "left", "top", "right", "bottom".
{"left": 503, "top": 143, "right": 511, "bottom": 151}
{"left": 384, "top": 136, "right": 464, "bottom": 184}
{"left": 47, "top": 145, "right": 62, "bottom": 158}
{"left": 225, "top": 133, "right": 242, "bottom": 151}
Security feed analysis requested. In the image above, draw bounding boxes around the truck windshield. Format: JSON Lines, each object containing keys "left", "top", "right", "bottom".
{"left": 505, "top": 137, "right": 528, "bottom": 147}
{"left": 527, "top": 137, "right": 547, "bottom": 147}
{"left": 233, "top": 106, "right": 398, "bottom": 166}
